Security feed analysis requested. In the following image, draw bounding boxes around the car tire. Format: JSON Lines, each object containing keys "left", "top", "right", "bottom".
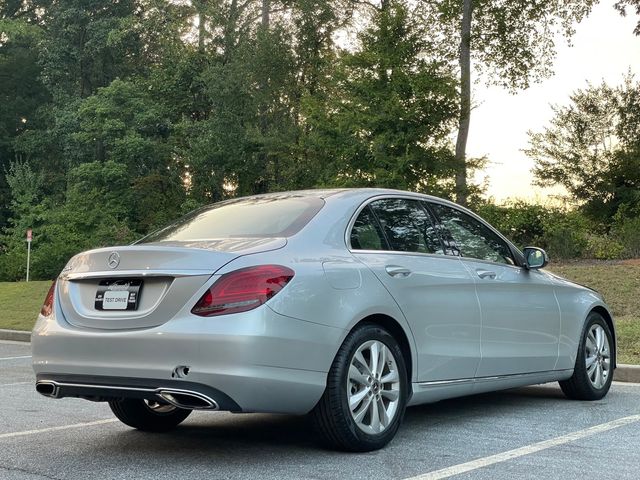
{"left": 109, "top": 398, "right": 192, "bottom": 432}
{"left": 559, "top": 312, "right": 614, "bottom": 400}
{"left": 311, "top": 323, "right": 408, "bottom": 452}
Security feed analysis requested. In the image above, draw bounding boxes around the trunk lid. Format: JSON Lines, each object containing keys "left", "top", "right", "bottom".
{"left": 57, "top": 238, "right": 286, "bottom": 330}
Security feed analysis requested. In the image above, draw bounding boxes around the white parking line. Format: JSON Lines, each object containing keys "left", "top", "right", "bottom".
{"left": 0, "top": 419, "right": 119, "bottom": 441}
{"left": 0, "top": 382, "right": 31, "bottom": 387}
{"left": 404, "top": 414, "right": 640, "bottom": 480}
{"left": 0, "top": 355, "right": 31, "bottom": 361}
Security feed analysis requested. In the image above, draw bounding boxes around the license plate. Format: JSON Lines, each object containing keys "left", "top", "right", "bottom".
{"left": 95, "top": 279, "right": 143, "bottom": 311}
{"left": 102, "top": 290, "right": 130, "bottom": 310}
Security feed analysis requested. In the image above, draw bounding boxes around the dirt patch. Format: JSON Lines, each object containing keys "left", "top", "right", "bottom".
{"left": 621, "top": 258, "right": 640, "bottom": 266}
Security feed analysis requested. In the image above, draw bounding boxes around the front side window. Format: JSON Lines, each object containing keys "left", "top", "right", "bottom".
{"left": 429, "top": 203, "right": 515, "bottom": 265}
{"left": 368, "top": 199, "right": 444, "bottom": 254}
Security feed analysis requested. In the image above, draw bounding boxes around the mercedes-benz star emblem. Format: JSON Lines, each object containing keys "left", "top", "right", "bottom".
{"left": 107, "top": 252, "right": 120, "bottom": 269}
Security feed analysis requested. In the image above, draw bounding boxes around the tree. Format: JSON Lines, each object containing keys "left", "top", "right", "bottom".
{"left": 615, "top": 0, "right": 640, "bottom": 35}
{"left": 526, "top": 76, "right": 640, "bottom": 222}
{"left": 0, "top": 16, "right": 50, "bottom": 230}
{"left": 36, "top": 0, "right": 143, "bottom": 99}
{"left": 433, "top": 0, "right": 598, "bottom": 205}
{"left": 305, "top": 0, "right": 460, "bottom": 194}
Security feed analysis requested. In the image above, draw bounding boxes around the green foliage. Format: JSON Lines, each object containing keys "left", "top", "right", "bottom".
{"left": 474, "top": 201, "right": 592, "bottom": 260}
{"left": 37, "top": 0, "right": 143, "bottom": 98}
{"left": 475, "top": 201, "right": 550, "bottom": 248}
{"left": 585, "top": 235, "right": 625, "bottom": 260}
{"left": 0, "top": 17, "right": 50, "bottom": 227}
{"left": 0, "top": 1, "right": 637, "bottom": 280}
{"left": 540, "top": 211, "right": 591, "bottom": 260}
{"left": 435, "top": 0, "right": 598, "bottom": 90}
{"left": 527, "top": 75, "right": 640, "bottom": 224}
{"left": 612, "top": 210, "right": 640, "bottom": 258}
{"left": 306, "top": 1, "right": 459, "bottom": 195}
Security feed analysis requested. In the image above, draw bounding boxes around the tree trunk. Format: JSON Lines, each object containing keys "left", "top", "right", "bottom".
{"left": 254, "top": 0, "right": 271, "bottom": 194}
{"left": 196, "top": 1, "right": 206, "bottom": 52}
{"left": 222, "top": 0, "right": 239, "bottom": 62}
{"left": 455, "top": 0, "right": 473, "bottom": 206}
{"left": 262, "top": 0, "right": 270, "bottom": 28}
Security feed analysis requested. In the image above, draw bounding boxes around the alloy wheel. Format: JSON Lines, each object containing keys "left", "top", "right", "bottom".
{"left": 347, "top": 340, "right": 401, "bottom": 434}
{"left": 585, "top": 324, "right": 611, "bottom": 389}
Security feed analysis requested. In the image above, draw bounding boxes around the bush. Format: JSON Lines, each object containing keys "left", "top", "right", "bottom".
{"left": 585, "top": 235, "right": 625, "bottom": 260}
{"left": 541, "top": 211, "right": 590, "bottom": 260}
{"left": 475, "top": 201, "right": 550, "bottom": 249}
{"left": 612, "top": 215, "right": 640, "bottom": 258}
{"left": 475, "top": 200, "right": 592, "bottom": 259}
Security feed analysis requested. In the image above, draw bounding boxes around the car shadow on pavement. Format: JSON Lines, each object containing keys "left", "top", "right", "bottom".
{"left": 100, "top": 384, "right": 570, "bottom": 455}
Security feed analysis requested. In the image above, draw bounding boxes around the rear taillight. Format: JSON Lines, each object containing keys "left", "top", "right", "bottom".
{"left": 191, "top": 265, "right": 294, "bottom": 317}
{"left": 40, "top": 280, "right": 57, "bottom": 317}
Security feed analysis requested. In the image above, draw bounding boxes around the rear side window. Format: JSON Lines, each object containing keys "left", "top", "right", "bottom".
{"left": 139, "top": 196, "right": 324, "bottom": 242}
{"left": 429, "top": 203, "right": 515, "bottom": 265}
{"left": 350, "top": 206, "right": 388, "bottom": 250}
{"left": 368, "top": 199, "right": 444, "bottom": 254}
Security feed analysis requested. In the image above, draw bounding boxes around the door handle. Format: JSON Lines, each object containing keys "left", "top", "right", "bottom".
{"left": 385, "top": 265, "right": 412, "bottom": 278}
{"left": 476, "top": 269, "right": 496, "bottom": 279}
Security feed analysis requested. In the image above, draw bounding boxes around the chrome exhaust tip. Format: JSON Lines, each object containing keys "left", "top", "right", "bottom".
{"left": 36, "top": 381, "right": 59, "bottom": 398}
{"left": 156, "top": 389, "right": 219, "bottom": 410}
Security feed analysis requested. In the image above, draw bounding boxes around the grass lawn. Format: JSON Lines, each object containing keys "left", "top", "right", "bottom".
{"left": 550, "top": 260, "right": 640, "bottom": 365}
{"left": 0, "top": 281, "right": 52, "bottom": 331}
{"left": 0, "top": 261, "right": 638, "bottom": 364}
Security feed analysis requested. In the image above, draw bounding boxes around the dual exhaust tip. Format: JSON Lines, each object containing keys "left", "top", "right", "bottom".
{"left": 36, "top": 381, "right": 219, "bottom": 410}
{"left": 156, "top": 389, "right": 217, "bottom": 410}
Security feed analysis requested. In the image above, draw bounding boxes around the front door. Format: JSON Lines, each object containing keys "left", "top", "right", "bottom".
{"left": 428, "top": 202, "right": 561, "bottom": 377}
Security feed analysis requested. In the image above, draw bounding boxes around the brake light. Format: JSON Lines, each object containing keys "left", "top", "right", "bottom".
{"left": 41, "top": 280, "right": 57, "bottom": 317}
{"left": 191, "top": 265, "right": 294, "bottom": 317}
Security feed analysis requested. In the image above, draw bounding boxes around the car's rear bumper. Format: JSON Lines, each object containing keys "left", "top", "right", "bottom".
{"left": 32, "top": 304, "right": 345, "bottom": 414}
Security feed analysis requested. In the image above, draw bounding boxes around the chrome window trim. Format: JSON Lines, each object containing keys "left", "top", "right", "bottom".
{"left": 351, "top": 249, "right": 463, "bottom": 263}
{"left": 345, "top": 193, "right": 526, "bottom": 270}
{"left": 345, "top": 194, "right": 449, "bottom": 256}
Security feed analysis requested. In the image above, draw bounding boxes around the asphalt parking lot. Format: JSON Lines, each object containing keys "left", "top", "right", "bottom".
{"left": 2, "top": 339, "right": 640, "bottom": 480}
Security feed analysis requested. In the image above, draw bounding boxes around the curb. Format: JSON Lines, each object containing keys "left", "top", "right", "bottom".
{"left": 0, "top": 329, "right": 31, "bottom": 343}
{"left": 1, "top": 328, "right": 639, "bottom": 382}
{"left": 614, "top": 364, "right": 640, "bottom": 383}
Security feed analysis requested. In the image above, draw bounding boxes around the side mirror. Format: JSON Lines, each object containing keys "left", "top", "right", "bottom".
{"left": 523, "top": 247, "right": 549, "bottom": 270}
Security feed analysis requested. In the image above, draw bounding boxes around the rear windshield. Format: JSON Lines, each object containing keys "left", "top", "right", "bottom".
{"left": 138, "top": 196, "right": 324, "bottom": 242}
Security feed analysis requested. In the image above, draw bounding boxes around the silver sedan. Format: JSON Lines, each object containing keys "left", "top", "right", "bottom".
{"left": 32, "top": 188, "right": 615, "bottom": 451}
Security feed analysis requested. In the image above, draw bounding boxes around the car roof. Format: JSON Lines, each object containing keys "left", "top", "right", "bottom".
{"left": 240, "top": 188, "right": 454, "bottom": 205}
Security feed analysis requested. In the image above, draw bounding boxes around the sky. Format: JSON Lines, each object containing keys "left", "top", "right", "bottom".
{"left": 468, "top": 0, "right": 640, "bottom": 204}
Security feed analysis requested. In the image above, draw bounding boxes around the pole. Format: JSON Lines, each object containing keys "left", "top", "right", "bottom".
{"left": 26, "top": 229, "right": 32, "bottom": 282}
{"left": 26, "top": 240, "right": 31, "bottom": 282}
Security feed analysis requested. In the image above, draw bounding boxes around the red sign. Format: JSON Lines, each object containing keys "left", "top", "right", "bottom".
{"left": 26, "top": 229, "right": 32, "bottom": 242}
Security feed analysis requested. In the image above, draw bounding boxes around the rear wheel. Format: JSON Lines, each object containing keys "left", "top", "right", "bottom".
{"left": 109, "top": 398, "right": 192, "bottom": 432}
{"left": 559, "top": 312, "right": 614, "bottom": 400}
{"left": 312, "top": 324, "right": 408, "bottom": 452}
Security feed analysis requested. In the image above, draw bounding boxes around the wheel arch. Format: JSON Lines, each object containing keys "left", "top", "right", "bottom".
{"left": 352, "top": 314, "right": 414, "bottom": 393}
{"left": 590, "top": 306, "right": 617, "bottom": 368}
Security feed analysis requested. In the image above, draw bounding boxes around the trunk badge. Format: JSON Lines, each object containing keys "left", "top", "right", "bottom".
{"left": 107, "top": 252, "right": 120, "bottom": 269}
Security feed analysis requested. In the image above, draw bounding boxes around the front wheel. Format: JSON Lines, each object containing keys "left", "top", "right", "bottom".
{"left": 109, "top": 398, "right": 192, "bottom": 432}
{"left": 312, "top": 324, "right": 408, "bottom": 452}
{"left": 559, "top": 312, "right": 614, "bottom": 400}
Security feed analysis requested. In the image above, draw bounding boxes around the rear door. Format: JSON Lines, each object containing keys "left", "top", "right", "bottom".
{"left": 349, "top": 197, "right": 482, "bottom": 383}
{"left": 427, "top": 201, "right": 560, "bottom": 377}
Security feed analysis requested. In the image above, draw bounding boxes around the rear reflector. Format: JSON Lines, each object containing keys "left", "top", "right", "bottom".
{"left": 41, "top": 280, "right": 57, "bottom": 317}
{"left": 191, "top": 265, "right": 294, "bottom": 317}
